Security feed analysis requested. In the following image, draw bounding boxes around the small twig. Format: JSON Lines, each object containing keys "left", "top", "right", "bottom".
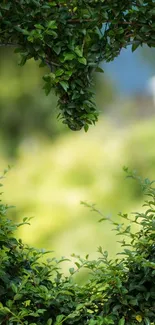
{"left": 67, "top": 18, "right": 93, "bottom": 23}
{"left": 45, "top": 60, "right": 53, "bottom": 71}
{"left": 38, "top": 53, "right": 60, "bottom": 72}
{"left": 0, "top": 43, "right": 18, "bottom": 47}
{"left": 45, "top": 59, "right": 60, "bottom": 67}
{"left": 67, "top": 18, "right": 139, "bottom": 26}
{"left": 44, "top": 59, "right": 60, "bottom": 72}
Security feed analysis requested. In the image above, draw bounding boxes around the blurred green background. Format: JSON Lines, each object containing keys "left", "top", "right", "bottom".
{"left": 1, "top": 46, "right": 155, "bottom": 272}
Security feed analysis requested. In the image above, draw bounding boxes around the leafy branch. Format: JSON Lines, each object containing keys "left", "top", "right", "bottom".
{"left": 0, "top": 0, "right": 155, "bottom": 131}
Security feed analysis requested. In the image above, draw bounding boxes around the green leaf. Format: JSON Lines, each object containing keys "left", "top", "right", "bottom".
{"left": 24, "top": 300, "right": 31, "bottom": 307}
{"left": 129, "top": 299, "right": 138, "bottom": 306}
{"left": 47, "top": 20, "right": 57, "bottom": 29}
{"left": 55, "top": 69, "right": 64, "bottom": 77}
{"left": 69, "top": 267, "right": 75, "bottom": 274}
{"left": 78, "top": 57, "right": 87, "bottom": 65}
{"left": 60, "top": 81, "right": 69, "bottom": 92}
{"left": 0, "top": 307, "right": 10, "bottom": 315}
{"left": 132, "top": 42, "right": 140, "bottom": 52}
{"left": 14, "top": 293, "right": 23, "bottom": 300}
{"left": 0, "top": 3, "right": 11, "bottom": 10}
{"left": 84, "top": 124, "right": 89, "bottom": 132}
{"left": 144, "top": 318, "right": 150, "bottom": 325}
{"left": 43, "top": 82, "right": 51, "bottom": 95}
{"left": 63, "top": 53, "right": 76, "bottom": 61}
{"left": 47, "top": 319, "right": 53, "bottom": 325}
{"left": 49, "top": 1, "right": 57, "bottom": 6}
{"left": 35, "top": 24, "right": 44, "bottom": 30}
{"left": 95, "top": 67, "right": 104, "bottom": 73}
{"left": 88, "top": 320, "right": 97, "bottom": 325}
{"left": 46, "top": 30, "right": 58, "bottom": 38}
{"left": 118, "top": 317, "right": 125, "bottom": 325}
{"left": 11, "top": 282, "right": 17, "bottom": 293}
{"left": 15, "top": 26, "right": 29, "bottom": 35}
{"left": 53, "top": 46, "right": 61, "bottom": 55}
{"left": 74, "top": 46, "right": 83, "bottom": 57}
{"left": 54, "top": 315, "right": 65, "bottom": 325}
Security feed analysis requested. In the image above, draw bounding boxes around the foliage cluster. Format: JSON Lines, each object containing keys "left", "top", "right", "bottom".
{"left": 0, "top": 48, "right": 114, "bottom": 157}
{"left": 0, "top": 170, "right": 155, "bottom": 325}
{"left": 0, "top": 0, "right": 155, "bottom": 130}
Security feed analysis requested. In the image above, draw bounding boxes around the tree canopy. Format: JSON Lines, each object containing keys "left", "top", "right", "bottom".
{"left": 0, "top": 0, "right": 155, "bottom": 130}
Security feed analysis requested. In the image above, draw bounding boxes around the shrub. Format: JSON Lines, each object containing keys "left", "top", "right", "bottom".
{"left": 0, "top": 169, "right": 155, "bottom": 325}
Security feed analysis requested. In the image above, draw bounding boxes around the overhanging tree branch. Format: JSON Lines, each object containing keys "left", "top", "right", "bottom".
{"left": 0, "top": 0, "right": 154, "bottom": 131}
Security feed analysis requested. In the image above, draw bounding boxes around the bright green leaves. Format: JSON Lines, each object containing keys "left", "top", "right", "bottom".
{"left": 78, "top": 57, "right": 87, "bottom": 65}
{"left": 63, "top": 53, "right": 76, "bottom": 61}
{"left": 55, "top": 69, "right": 64, "bottom": 77}
{"left": 27, "top": 20, "right": 58, "bottom": 42}
{"left": 46, "top": 20, "right": 58, "bottom": 37}
{"left": 74, "top": 46, "right": 87, "bottom": 64}
{"left": 46, "top": 20, "right": 57, "bottom": 30}
{"left": 34, "top": 24, "right": 44, "bottom": 30}
{"left": 27, "top": 29, "right": 44, "bottom": 43}
{"left": 74, "top": 46, "right": 83, "bottom": 57}
{"left": 1, "top": 1, "right": 155, "bottom": 130}
{"left": 54, "top": 314, "right": 65, "bottom": 325}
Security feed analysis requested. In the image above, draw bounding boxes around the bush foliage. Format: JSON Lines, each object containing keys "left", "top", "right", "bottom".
{"left": 0, "top": 169, "right": 155, "bottom": 325}
{"left": 1, "top": 1, "right": 155, "bottom": 130}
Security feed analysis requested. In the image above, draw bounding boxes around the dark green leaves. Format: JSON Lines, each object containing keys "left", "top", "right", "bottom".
{"left": 132, "top": 42, "right": 140, "bottom": 52}
{"left": 0, "top": 169, "right": 155, "bottom": 323}
{"left": 1, "top": 0, "right": 155, "bottom": 130}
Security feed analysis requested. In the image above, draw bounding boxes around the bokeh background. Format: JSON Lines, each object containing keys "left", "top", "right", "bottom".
{"left": 0, "top": 45, "right": 155, "bottom": 275}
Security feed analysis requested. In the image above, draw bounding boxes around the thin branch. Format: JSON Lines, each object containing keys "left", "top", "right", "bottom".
{"left": 67, "top": 18, "right": 93, "bottom": 23}
{"left": 45, "top": 59, "right": 60, "bottom": 67}
{"left": 38, "top": 54, "right": 60, "bottom": 72}
{"left": 0, "top": 43, "right": 18, "bottom": 47}
{"left": 67, "top": 18, "right": 142, "bottom": 26}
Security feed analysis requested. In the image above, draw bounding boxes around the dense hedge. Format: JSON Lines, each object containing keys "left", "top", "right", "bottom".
{"left": 0, "top": 1, "right": 155, "bottom": 130}
{"left": 0, "top": 169, "right": 155, "bottom": 325}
